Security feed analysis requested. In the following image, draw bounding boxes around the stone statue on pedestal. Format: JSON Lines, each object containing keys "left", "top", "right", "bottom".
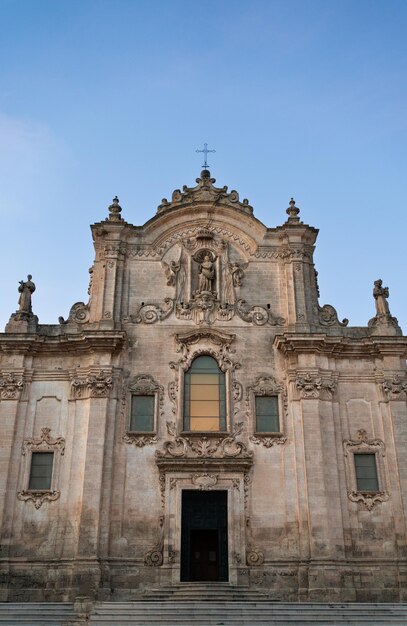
{"left": 18, "top": 275, "right": 36, "bottom": 316}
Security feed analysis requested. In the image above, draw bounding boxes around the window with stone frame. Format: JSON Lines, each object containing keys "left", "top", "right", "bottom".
{"left": 183, "top": 355, "right": 226, "bottom": 432}
{"left": 254, "top": 395, "right": 280, "bottom": 433}
{"left": 123, "top": 375, "right": 163, "bottom": 447}
{"left": 343, "top": 429, "right": 388, "bottom": 510}
{"left": 17, "top": 427, "right": 65, "bottom": 509}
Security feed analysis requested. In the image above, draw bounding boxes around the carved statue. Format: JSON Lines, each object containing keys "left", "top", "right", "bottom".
{"left": 162, "top": 260, "right": 180, "bottom": 287}
{"left": 198, "top": 255, "right": 215, "bottom": 292}
{"left": 373, "top": 279, "right": 390, "bottom": 316}
{"left": 18, "top": 275, "right": 35, "bottom": 315}
{"left": 229, "top": 262, "right": 246, "bottom": 287}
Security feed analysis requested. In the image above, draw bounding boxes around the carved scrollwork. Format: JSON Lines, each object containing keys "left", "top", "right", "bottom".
{"left": 59, "top": 301, "right": 90, "bottom": 325}
{"left": 122, "top": 434, "right": 158, "bottom": 447}
{"left": 245, "top": 518, "right": 264, "bottom": 566}
{"left": 250, "top": 435, "right": 287, "bottom": 448}
{"left": 232, "top": 381, "right": 243, "bottom": 402}
{"left": 296, "top": 372, "right": 336, "bottom": 399}
{"left": 133, "top": 298, "right": 174, "bottom": 324}
{"left": 236, "top": 299, "right": 285, "bottom": 326}
{"left": 347, "top": 490, "right": 389, "bottom": 511}
{"left": 318, "top": 304, "right": 348, "bottom": 327}
{"left": 191, "top": 473, "right": 218, "bottom": 490}
{"left": 144, "top": 516, "right": 164, "bottom": 566}
{"left": 0, "top": 372, "right": 24, "bottom": 400}
{"left": 382, "top": 375, "right": 407, "bottom": 400}
{"left": 21, "top": 427, "right": 65, "bottom": 456}
{"left": 17, "top": 490, "right": 60, "bottom": 509}
{"left": 71, "top": 370, "right": 113, "bottom": 399}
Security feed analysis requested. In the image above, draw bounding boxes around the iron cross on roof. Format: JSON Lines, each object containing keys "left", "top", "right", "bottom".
{"left": 196, "top": 143, "right": 216, "bottom": 169}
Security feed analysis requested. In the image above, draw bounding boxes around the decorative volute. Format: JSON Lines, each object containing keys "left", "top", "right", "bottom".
{"left": 157, "top": 170, "right": 253, "bottom": 215}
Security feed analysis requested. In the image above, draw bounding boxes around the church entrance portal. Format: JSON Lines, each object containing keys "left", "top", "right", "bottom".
{"left": 180, "top": 490, "right": 228, "bottom": 582}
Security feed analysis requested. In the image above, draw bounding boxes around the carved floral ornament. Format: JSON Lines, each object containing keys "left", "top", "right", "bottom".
{"left": 295, "top": 372, "right": 336, "bottom": 399}
{"left": 343, "top": 429, "right": 389, "bottom": 511}
{"left": 71, "top": 369, "right": 113, "bottom": 399}
{"left": 0, "top": 372, "right": 24, "bottom": 400}
{"left": 122, "top": 374, "right": 164, "bottom": 447}
{"left": 246, "top": 376, "right": 288, "bottom": 448}
{"left": 17, "top": 428, "right": 65, "bottom": 510}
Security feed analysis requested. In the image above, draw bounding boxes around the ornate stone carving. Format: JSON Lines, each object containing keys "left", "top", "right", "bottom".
{"left": 196, "top": 251, "right": 216, "bottom": 294}
{"left": 343, "top": 429, "right": 388, "bottom": 511}
{"left": 17, "top": 490, "right": 60, "bottom": 509}
{"left": 191, "top": 473, "right": 218, "bottom": 490}
{"left": 17, "top": 275, "right": 36, "bottom": 318}
{"left": 173, "top": 329, "right": 238, "bottom": 373}
{"left": 21, "top": 427, "right": 65, "bottom": 456}
{"left": 250, "top": 434, "right": 287, "bottom": 448}
{"left": 122, "top": 375, "right": 163, "bottom": 444}
{"left": 59, "top": 301, "right": 90, "bottom": 325}
{"left": 156, "top": 422, "right": 252, "bottom": 460}
{"left": 133, "top": 298, "right": 174, "bottom": 324}
{"left": 236, "top": 299, "right": 285, "bottom": 326}
{"left": 17, "top": 428, "right": 65, "bottom": 509}
{"left": 144, "top": 516, "right": 164, "bottom": 566}
{"left": 123, "top": 434, "right": 158, "bottom": 447}
{"left": 71, "top": 370, "right": 113, "bottom": 399}
{"left": 296, "top": 372, "right": 336, "bottom": 399}
{"left": 382, "top": 375, "right": 407, "bottom": 400}
{"left": 0, "top": 372, "right": 24, "bottom": 400}
{"left": 156, "top": 169, "right": 253, "bottom": 216}
{"left": 245, "top": 518, "right": 264, "bottom": 566}
{"left": 318, "top": 304, "right": 348, "bottom": 327}
{"left": 162, "top": 259, "right": 181, "bottom": 287}
{"left": 232, "top": 381, "right": 243, "bottom": 402}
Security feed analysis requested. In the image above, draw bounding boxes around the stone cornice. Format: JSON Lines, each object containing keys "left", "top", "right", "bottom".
{"left": 156, "top": 456, "right": 253, "bottom": 473}
{"left": 0, "top": 331, "right": 126, "bottom": 355}
{"left": 274, "top": 333, "right": 407, "bottom": 358}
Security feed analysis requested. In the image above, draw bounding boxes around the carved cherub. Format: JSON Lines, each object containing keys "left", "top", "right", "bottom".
{"left": 228, "top": 262, "right": 248, "bottom": 287}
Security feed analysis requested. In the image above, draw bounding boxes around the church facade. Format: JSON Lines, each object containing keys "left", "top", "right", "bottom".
{"left": 1, "top": 169, "right": 407, "bottom": 603}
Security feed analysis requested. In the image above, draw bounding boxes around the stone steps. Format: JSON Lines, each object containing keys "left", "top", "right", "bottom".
{"left": 0, "top": 603, "right": 78, "bottom": 625}
{"left": 90, "top": 601, "right": 407, "bottom": 625}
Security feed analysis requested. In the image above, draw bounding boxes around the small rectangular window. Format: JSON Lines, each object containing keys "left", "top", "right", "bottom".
{"left": 28, "top": 452, "right": 53, "bottom": 490}
{"left": 255, "top": 396, "right": 279, "bottom": 433}
{"left": 130, "top": 395, "right": 154, "bottom": 432}
{"left": 354, "top": 453, "right": 379, "bottom": 492}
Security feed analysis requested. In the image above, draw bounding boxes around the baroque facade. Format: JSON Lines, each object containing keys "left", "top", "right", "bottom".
{"left": 1, "top": 168, "right": 407, "bottom": 602}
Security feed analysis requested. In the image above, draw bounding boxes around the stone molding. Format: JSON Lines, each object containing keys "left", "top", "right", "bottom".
{"left": 71, "top": 369, "right": 113, "bottom": 399}
{"left": 0, "top": 371, "right": 24, "bottom": 400}
{"left": 17, "top": 428, "right": 65, "bottom": 510}
{"left": 274, "top": 334, "right": 407, "bottom": 359}
{"left": 343, "top": 429, "right": 389, "bottom": 511}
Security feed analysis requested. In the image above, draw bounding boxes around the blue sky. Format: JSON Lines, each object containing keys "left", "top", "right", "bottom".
{"left": 0, "top": 0, "right": 406, "bottom": 331}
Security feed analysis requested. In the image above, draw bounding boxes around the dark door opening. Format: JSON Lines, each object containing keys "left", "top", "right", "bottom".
{"left": 181, "top": 490, "right": 228, "bottom": 582}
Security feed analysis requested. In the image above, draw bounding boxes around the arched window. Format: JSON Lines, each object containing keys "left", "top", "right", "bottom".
{"left": 183, "top": 355, "right": 226, "bottom": 432}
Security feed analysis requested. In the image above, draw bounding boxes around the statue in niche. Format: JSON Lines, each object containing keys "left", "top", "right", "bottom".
{"left": 198, "top": 255, "right": 215, "bottom": 293}
{"left": 373, "top": 279, "right": 390, "bottom": 316}
{"left": 18, "top": 275, "right": 36, "bottom": 315}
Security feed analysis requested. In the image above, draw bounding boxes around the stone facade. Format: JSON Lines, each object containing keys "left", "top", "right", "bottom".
{"left": 1, "top": 169, "right": 407, "bottom": 602}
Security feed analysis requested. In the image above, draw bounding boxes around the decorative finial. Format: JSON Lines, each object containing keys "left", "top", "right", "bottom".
{"left": 286, "top": 197, "right": 300, "bottom": 223}
{"left": 196, "top": 142, "right": 216, "bottom": 169}
{"left": 108, "top": 196, "right": 123, "bottom": 222}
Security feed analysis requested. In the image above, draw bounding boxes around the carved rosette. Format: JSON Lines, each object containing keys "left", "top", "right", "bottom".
{"left": 382, "top": 375, "right": 407, "bottom": 400}
{"left": 343, "top": 429, "right": 388, "bottom": 511}
{"left": 71, "top": 370, "right": 113, "bottom": 399}
{"left": 0, "top": 372, "right": 24, "bottom": 400}
{"left": 144, "top": 516, "right": 164, "bottom": 566}
{"left": 296, "top": 372, "right": 336, "bottom": 399}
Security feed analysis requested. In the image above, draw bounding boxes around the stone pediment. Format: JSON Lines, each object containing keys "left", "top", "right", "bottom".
{"left": 157, "top": 169, "right": 253, "bottom": 215}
